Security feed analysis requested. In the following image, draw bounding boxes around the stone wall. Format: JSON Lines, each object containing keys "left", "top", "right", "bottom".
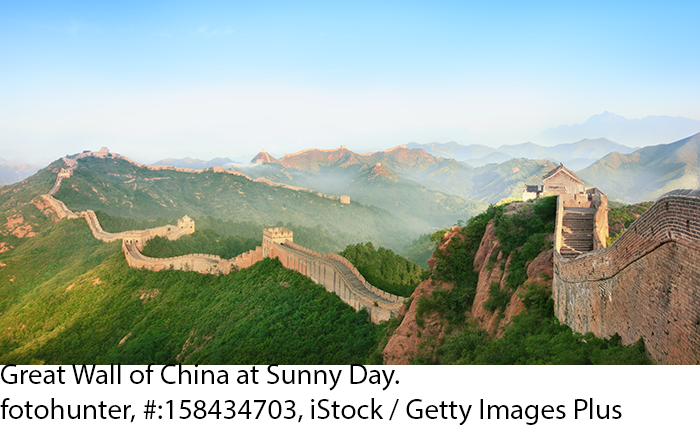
{"left": 266, "top": 239, "right": 405, "bottom": 323}
{"left": 43, "top": 157, "right": 401, "bottom": 322}
{"left": 554, "top": 189, "right": 700, "bottom": 364}
{"left": 84, "top": 210, "right": 194, "bottom": 250}
{"left": 123, "top": 240, "right": 227, "bottom": 273}
{"left": 556, "top": 188, "right": 609, "bottom": 252}
{"left": 41, "top": 194, "right": 81, "bottom": 220}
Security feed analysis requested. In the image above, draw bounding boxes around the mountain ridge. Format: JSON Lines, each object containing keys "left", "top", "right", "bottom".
{"left": 578, "top": 133, "right": 700, "bottom": 203}
{"left": 408, "top": 138, "right": 636, "bottom": 170}
{"left": 533, "top": 111, "right": 700, "bottom": 146}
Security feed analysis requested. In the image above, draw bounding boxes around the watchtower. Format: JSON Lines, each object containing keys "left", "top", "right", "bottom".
{"left": 262, "top": 227, "right": 293, "bottom": 257}
{"left": 177, "top": 215, "right": 195, "bottom": 233}
{"left": 542, "top": 164, "right": 584, "bottom": 196}
{"left": 58, "top": 168, "right": 73, "bottom": 178}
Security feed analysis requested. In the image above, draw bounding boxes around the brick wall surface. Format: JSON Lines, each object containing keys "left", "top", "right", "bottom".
{"left": 267, "top": 241, "right": 405, "bottom": 323}
{"left": 554, "top": 189, "right": 700, "bottom": 364}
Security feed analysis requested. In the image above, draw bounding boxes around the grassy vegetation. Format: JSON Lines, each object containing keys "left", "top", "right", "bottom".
{"left": 141, "top": 228, "right": 260, "bottom": 260}
{"left": 423, "top": 196, "right": 556, "bottom": 317}
{"left": 339, "top": 242, "right": 427, "bottom": 297}
{"left": 424, "top": 204, "right": 503, "bottom": 323}
{"left": 95, "top": 213, "right": 355, "bottom": 254}
{"left": 0, "top": 161, "right": 61, "bottom": 251}
{"left": 0, "top": 219, "right": 384, "bottom": 364}
{"left": 0, "top": 156, "right": 653, "bottom": 365}
{"left": 493, "top": 196, "right": 556, "bottom": 290}
{"left": 406, "top": 195, "right": 649, "bottom": 364}
{"left": 93, "top": 210, "right": 177, "bottom": 232}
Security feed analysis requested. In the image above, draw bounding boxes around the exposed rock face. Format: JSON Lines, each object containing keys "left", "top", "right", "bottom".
{"left": 382, "top": 277, "right": 452, "bottom": 365}
{"left": 471, "top": 220, "right": 554, "bottom": 336}
{"left": 383, "top": 215, "right": 555, "bottom": 363}
{"left": 470, "top": 220, "right": 509, "bottom": 335}
{"left": 497, "top": 248, "right": 553, "bottom": 336}
{"left": 384, "top": 226, "right": 461, "bottom": 365}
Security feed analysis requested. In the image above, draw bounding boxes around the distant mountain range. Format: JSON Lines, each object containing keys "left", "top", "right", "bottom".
{"left": 408, "top": 138, "right": 637, "bottom": 170}
{"left": 0, "top": 158, "right": 41, "bottom": 186}
{"left": 151, "top": 157, "right": 239, "bottom": 169}
{"left": 234, "top": 146, "right": 557, "bottom": 225}
{"left": 532, "top": 111, "right": 700, "bottom": 147}
{"left": 578, "top": 133, "right": 700, "bottom": 203}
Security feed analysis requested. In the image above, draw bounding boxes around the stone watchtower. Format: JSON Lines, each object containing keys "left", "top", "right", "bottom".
{"left": 178, "top": 215, "right": 195, "bottom": 233}
{"left": 58, "top": 168, "right": 73, "bottom": 178}
{"left": 542, "top": 164, "right": 584, "bottom": 196}
{"left": 262, "top": 227, "right": 293, "bottom": 258}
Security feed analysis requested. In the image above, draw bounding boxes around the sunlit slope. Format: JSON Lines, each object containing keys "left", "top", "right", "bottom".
{"left": 239, "top": 147, "right": 556, "bottom": 207}
{"left": 0, "top": 159, "right": 66, "bottom": 252}
{"left": 0, "top": 219, "right": 381, "bottom": 364}
{"left": 578, "top": 133, "right": 700, "bottom": 203}
{"left": 54, "top": 156, "right": 413, "bottom": 249}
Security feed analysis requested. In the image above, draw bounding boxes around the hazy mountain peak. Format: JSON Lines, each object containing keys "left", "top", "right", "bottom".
{"left": 251, "top": 151, "right": 279, "bottom": 164}
{"left": 583, "top": 111, "right": 625, "bottom": 125}
{"left": 578, "top": 133, "right": 700, "bottom": 203}
{"left": 367, "top": 162, "right": 398, "bottom": 181}
{"left": 533, "top": 112, "right": 700, "bottom": 147}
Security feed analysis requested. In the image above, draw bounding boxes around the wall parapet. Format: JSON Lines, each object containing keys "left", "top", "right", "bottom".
{"left": 284, "top": 241, "right": 405, "bottom": 304}
{"left": 555, "top": 189, "right": 700, "bottom": 281}
{"left": 553, "top": 188, "right": 700, "bottom": 364}
{"left": 269, "top": 241, "right": 405, "bottom": 323}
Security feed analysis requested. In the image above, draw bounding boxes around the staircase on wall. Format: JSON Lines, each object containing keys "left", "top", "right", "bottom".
{"left": 560, "top": 207, "right": 595, "bottom": 258}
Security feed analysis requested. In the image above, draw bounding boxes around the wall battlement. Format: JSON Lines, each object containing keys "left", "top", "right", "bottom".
{"left": 267, "top": 240, "right": 405, "bottom": 323}
{"left": 263, "top": 227, "right": 294, "bottom": 240}
{"left": 554, "top": 189, "right": 700, "bottom": 364}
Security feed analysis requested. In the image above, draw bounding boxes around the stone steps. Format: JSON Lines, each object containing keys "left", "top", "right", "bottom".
{"left": 561, "top": 208, "right": 596, "bottom": 258}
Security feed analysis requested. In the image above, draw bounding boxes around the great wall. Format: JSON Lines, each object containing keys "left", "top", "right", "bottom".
{"left": 42, "top": 149, "right": 403, "bottom": 324}
{"left": 527, "top": 165, "right": 699, "bottom": 364}
{"left": 553, "top": 188, "right": 700, "bottom": 364}
{"left": 41, "top": 150, "right": 700, "bottom": 362}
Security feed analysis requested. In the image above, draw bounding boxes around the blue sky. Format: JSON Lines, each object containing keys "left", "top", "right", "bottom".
{"left": 1, "top": 1, "right": 699, "bottom": 163}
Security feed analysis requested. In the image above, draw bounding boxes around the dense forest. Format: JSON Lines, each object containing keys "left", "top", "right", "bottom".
{"left": 141, "top": 229, "right": 260, "bottom": 260}
{"left": 0, "top": 219, "right": 384, "bottom": 364}
{"left": 339, "top": 242, "right": 426, "bottom": 297}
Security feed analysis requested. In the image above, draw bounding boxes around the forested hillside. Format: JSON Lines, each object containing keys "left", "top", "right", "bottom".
{"left": 0, "top": 154, "right": 653, "bottom": 365}
{"left": 0, "top": 219, "right": 384, "bottom": 364}
{"left": 54, "top": 155, "right": 413, "bottom": 250}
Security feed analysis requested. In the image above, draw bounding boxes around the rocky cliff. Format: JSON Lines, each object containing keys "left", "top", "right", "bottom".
{"left": 383, "top": 204, "right": 555, "bottom": 364}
